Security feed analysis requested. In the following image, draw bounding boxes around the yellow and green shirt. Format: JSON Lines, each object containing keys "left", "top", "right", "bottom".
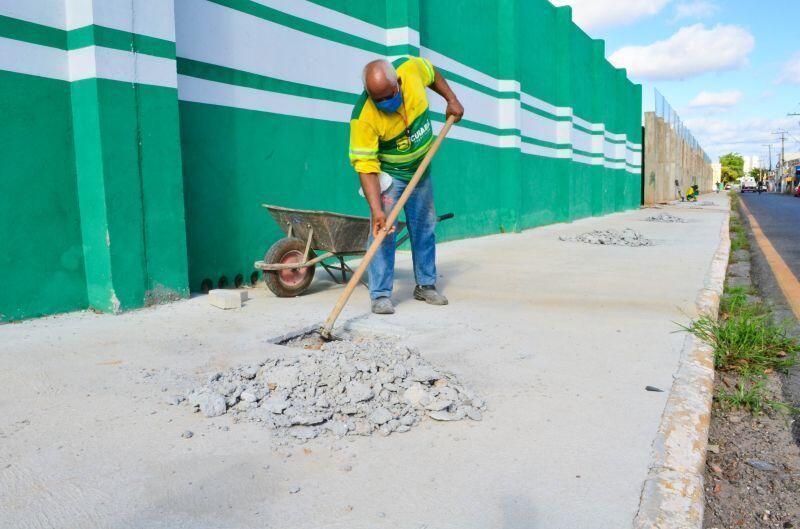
{"left": 349, "top": 56, "right": 436, "bottom": 181}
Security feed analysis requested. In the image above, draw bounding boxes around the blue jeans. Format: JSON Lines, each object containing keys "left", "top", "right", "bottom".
{"left": 368, "top": 174, "right": 437, "bottom": 300}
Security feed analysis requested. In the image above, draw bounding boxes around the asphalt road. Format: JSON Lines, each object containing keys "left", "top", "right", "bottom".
{"left": 741, "top": 191, "right": 800, "bottom": 273}
{"left": 740, "top": 191, "right": 800, "bottom": 441}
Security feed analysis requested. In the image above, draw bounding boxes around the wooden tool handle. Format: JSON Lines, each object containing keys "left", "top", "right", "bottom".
{"left": 320, "top": 115, "right": 457, "bottom": 336}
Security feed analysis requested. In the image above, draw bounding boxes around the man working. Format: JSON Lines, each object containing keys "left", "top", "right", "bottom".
{"left": 349, "top": 56, "right": 464, "bottom": 315}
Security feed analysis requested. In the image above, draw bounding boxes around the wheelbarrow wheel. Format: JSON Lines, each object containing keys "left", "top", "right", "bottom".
{"left": 263, "top": 237, "right": 316, "bottom": 297}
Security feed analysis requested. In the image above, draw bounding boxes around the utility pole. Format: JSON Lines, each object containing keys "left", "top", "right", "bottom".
{"left": 762, "top": 145, "right": 773, "bottom": 191}
{"left": 773, "top": 130, "right": 789, "bottom": 192}
{"left": 762, "top": 144, "right": 773, "bottom": 171}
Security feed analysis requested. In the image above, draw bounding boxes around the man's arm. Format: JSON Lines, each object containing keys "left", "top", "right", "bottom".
{"left": 358, "top": 172, "right": 393, "bottom": 236}
{"left": 430, "top": 68, "right": 464, "bottom": 123}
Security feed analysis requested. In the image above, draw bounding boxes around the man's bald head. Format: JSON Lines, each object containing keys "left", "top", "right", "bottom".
{"left": 362, "top": 59, "right": 398, "bottom": 101}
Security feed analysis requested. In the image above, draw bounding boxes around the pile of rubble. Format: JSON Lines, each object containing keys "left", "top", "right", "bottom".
{"left": 559, "top": 228, "right": 652, "bottom": 247}
{"left": 176, "top": 335, "right": 485, "bottom": 442}
{"left": 645, "top": 213, "right": 686, "bottom": 223}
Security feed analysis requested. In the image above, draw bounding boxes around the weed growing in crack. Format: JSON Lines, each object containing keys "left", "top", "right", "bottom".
{"left": 683, "top": 307, "right": 797, "bottom": 375}
{"left": 680, "top": 198, "right": 799, "bottom": 415}
{"left": 717, "top": 376, "right": 800, "bottom": 415}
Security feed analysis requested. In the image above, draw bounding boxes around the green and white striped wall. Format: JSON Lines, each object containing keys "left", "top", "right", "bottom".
{"left": 0, "top": 0, "right": 642, "bottom": 322}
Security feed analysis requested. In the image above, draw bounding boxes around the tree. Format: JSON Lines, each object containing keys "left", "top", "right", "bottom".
{"left": 719, "top": 153, "right": 744, "bottom": 184}
{"left": 749, "top": 168, "right": 761, "bottom": 180}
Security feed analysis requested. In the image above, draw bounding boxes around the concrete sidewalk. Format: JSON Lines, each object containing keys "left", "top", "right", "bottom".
{"left": 0, "top": 195, "right": 729, "bottom": 529}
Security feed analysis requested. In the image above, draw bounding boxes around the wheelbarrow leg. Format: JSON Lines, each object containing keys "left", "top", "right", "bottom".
{"left": 320, "top": 259, "right": 340, "bottom": 283}
{"left": 338, "top": 257, "right": 348, "bottom": 283}
{"left": 341, "top": 260, "right": 368, "bottom": 288}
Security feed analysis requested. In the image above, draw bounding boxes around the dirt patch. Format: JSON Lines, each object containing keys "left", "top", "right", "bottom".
{"left": 704, "top": 371, "right": 800, "bottom": 528}
{"left": 703, "top": 195, "right": 800, "bottom": 528}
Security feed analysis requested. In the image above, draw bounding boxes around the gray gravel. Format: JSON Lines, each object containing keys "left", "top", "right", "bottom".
{"left": 180, "top": 334, "right": 485, "bottom": 443}
{"left": 645, "top": 214, "right": 686, "bottom": 223}
{"left": 559, "top": 228, "right": 652, "bottom": 247}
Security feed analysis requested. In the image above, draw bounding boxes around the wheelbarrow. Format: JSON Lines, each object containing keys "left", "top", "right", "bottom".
{"left": 254, "top": 204, "right": 453, "bottom": 297}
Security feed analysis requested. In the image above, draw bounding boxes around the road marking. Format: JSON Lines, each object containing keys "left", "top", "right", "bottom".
{"left": 739, "top": 199, "right": 800, "bottom": 320}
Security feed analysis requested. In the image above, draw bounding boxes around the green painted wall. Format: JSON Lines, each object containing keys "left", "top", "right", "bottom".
{"left": 0, "top": 0, "right": 642, "bottom": 319}
{"left": 0, "top": 71, "right": 87, "bottom": 321}
{"left": 0, "top": 4, "right": 188, "bottom": 322}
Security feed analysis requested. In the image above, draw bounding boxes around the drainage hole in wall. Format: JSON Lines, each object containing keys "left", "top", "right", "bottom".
{"left": 234, "top": 273, "right": 244, "bottom": 288}
{"left": 218, "top": 276, "right": 228, "bottom": 289}
{"left": 200, "top": 278, "right": 212, "bottom": 293}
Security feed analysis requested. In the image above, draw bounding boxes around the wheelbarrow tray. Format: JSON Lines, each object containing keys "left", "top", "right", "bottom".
{"left": 262, "top": 204, "right": 405, "bottom": 254}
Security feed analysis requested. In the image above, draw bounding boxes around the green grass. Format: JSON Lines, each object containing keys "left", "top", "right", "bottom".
{"left": 681, "top": 196, "right": 799, "bottom": 414}
{"left": 729, "top": 215, "right": 750, "bottom": 251}
{"left": 719, "top": 286, "right": 752, "bottom": 315}
{"left": 684, "top": 306, "right": 797, "bottom": 375}
{"left": 716, "top": 376, "right": 799, "bottom": 415}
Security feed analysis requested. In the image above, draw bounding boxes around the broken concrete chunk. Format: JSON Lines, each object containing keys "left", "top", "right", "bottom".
{"left": 265, "top": 366, "right": 301, "bottom": 390}
{"left": 198, "top": 393, "right": 227, "bottom": 418}
{"left": 289, "top": 426, "right": 319, "bottom": 440}
{"left": 465, "top": 407, "right": 483, "bottom": 421}
{"left": 240, "top": 390, "right": 259, "bottom": 403}
{"left": 346, "top": 382, "right": 374, "bottom": 403}
{"left": 425, "top": 399, "right": 453, "bottom": 412}
{"left": 262, "top": 396, "right": 290, "bottom": 414}
{"left": 429, "top": 408, "right": 466, "bottom": 421}
{"left": 180, "top": 334, "right": 487, "bottom": 443}
{"left": 164, "top": 394, "right": 184, "bottom": 406}
{"left": 369, "top": 407, "right": 393, "bottom": 425}
{"left": 327, "top": 420, "right": 350, "bottom": 437}
{"left": 291, "top": 412, "right": 331, "bottom": 426}
{"left": 411, "top": 365, "right": 440, "bottom": 383}
{"left": 403, "top": 384, "right": 430, "bottom": 408}
{"left": 399, "top": 414, "right": 415, "bottom": 426}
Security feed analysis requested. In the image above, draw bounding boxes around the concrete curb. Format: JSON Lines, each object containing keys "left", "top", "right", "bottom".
{"left": 633, "top": 205, "right": 731, "bottom": 529}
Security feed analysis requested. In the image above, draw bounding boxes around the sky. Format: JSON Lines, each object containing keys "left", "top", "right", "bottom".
{"left": 550, "top": 0, "right": 800, "bottom": 166}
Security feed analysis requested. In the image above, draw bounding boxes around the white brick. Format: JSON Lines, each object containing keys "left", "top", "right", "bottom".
{"left": 208, "top": 289, "right": 241, "bottom": 309}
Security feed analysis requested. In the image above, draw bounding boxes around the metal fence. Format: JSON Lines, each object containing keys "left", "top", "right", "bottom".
{"left": 654, "top": 89, "right": 711, "bottom": 164}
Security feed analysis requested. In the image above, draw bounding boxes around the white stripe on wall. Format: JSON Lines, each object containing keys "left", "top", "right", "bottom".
{"left": 0, "top": 0, "right": 66, "bottom": 29}
{"left": 175, "top": 0, "right": 376, "bottom": 95}
{"left": 0, "top": 0, "right": 176, "bottom": 41}
{"left": 177, "top": 74, "right": 351, "bottom": 123}
{"left": 251, "top": 0, "right": 387, "bottom": 45}
{"left": 69, "top": 45, "right": 177, "bottom": 87}
{"left": 0, "top": 3, "right": 643, "bottom": 163}
{"left": 172, "top": 0, "right": 641, "bottom": 150}
{"left": 386, "top": 27, "right": 420, "bottom": 48}
{"left": 0, "top": 36, "right": 176, "bottom": 88}
{"left": 0, "top": 0, "right": 641, "bottom": 151}
{"left": 0, "top": 36, "right": 69, "bottom": 80}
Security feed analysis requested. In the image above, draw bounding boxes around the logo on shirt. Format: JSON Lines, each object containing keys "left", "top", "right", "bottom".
{"left": 397, "top": 136, "right": 411, "bottom": 152}
{"left": 409, "top": 121, "right": 431, "bottom": 143}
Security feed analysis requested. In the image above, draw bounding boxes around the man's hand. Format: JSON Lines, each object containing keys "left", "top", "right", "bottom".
{"left": 371, "top": 208, "right": 395, "bottom": 237}
{"left": 445, "top": 98, "right": 464, "bottom": 123}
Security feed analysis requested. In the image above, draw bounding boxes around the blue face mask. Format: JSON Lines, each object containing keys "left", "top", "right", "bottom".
{"left": 374, "top": 89, "right": 402, "bottom": 113}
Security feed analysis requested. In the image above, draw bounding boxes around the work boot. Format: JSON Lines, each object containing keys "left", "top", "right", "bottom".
{"left": 371, "top": 297, "right": 395, "bottom": 315}
{"left": 413, "top": 285, "right": 448, "bottom": 306}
